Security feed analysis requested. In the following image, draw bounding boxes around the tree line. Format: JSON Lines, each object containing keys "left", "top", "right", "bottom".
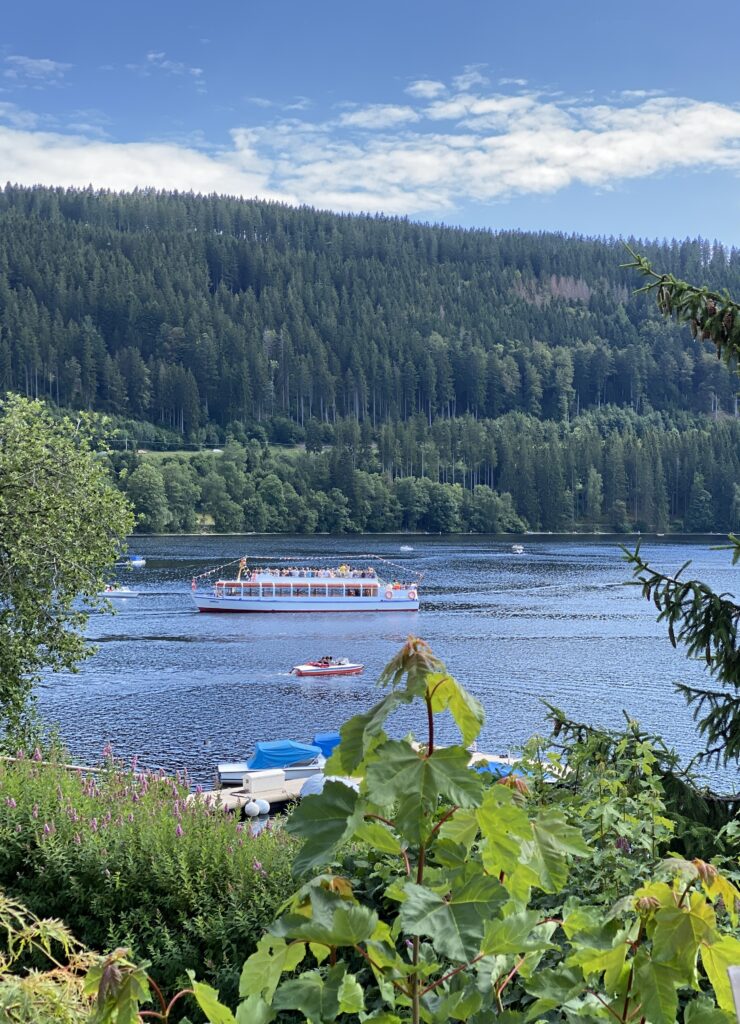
{"left": 114, "top": 408, "right": 740, "bottom": 533}
{"left": 0, "top": 184, "right": 738, "bottom": 439}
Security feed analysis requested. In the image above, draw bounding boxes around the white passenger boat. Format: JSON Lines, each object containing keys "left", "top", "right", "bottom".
{"left": 191, "top": 556, "right": 421, "bottom": 613}
{"left": 511, "top": 544, "right": 525, "bottom": 554}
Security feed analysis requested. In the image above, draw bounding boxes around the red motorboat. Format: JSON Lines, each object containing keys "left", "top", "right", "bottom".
{"left": 291, "top": 658, "right": 364, "bottom": 677}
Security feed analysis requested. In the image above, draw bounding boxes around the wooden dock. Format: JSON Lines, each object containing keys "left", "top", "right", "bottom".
{"left": 187, "top": 774, "right": 306, "bottom": 813}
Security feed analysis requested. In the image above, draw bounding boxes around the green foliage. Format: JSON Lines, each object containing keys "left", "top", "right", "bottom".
{"left": 0, "top": 752, "right": 297, "bottom": 1011}
{"left": 624, "top": 540, "right": 740, "bottom": 764}
{"left": 0, "top": 395, "right": 134, "bottom": 734}
{"left": 625, "top": 246, "right": 740, "bottom": 372}
{"left": 0, "top": 894, "right": 88, "bottom": 1022}
{"left": 3, "top": 187, "right": 740, "bottom": 534}
{"left": 189, "top": 638, "right": 740, "bottom": 1024}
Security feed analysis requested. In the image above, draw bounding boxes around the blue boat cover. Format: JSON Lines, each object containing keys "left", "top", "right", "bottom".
{"left": 247, "top": 740, "right": 322, "bottom": 770}
{"left": 312, "top": 732, "right": 341, "bottom": 758}
{"left": 473, "top": 761, "right": 525, "bottom": 778}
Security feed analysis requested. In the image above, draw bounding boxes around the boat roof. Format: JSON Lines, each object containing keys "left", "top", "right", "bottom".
{"left": 247, "top": 740, "right": 322, "bottom": 770}
{"left": 217, "top": 573, "right": 380, "bottom": 583}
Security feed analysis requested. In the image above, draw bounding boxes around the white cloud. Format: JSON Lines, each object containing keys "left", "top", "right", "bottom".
{"left": 0, "top": 102, "right": 39, "bottom": 129}
{"left": 0, "top": 126, "right": 290, "bottom": 203}
{"left": 620, "top": 89, "right": 666, "bottom": 99}
{"left": 499, "top": 78, "right": 528, "bottom": 87}
{"left": 3, "top": 74, "right": 740, "bottom": 219}
{"left": 406, "top": 79, "right": 446, "bottom": 99}
{"left": 4, "top": 55, "right": 71, "bottom": 86}
{"left": 452, "top": 65, "right": 489, "bottom": 92}
{"left": 339, "top": 104, "right": 420, "bottom": 129}
{"left": 128, "top": 52, "right": 206, "bottom": 93}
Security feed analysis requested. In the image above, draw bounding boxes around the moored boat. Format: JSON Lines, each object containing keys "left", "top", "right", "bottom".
{"left": 511, "top": 543, "right": 525, "bottom": 554}
{"left": 191, "top": 555, "right": 421, "bottom": 613}
{"left": 217, "top": 739, "right": 325, "bottom": 787}
{"left": 291, "top": 659, "right": 364, "bottom": 677}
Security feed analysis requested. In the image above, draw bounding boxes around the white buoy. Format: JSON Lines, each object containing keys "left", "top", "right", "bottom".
{"left": 243, "top": 800, "right": 260, "bottom": 817}
{"left": 255, "top": 798, "right": 270, "bottom": 815}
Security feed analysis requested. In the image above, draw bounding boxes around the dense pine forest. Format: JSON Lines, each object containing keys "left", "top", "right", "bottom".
{"left": 1, "top": 183, "right": 738, "bottom": 533}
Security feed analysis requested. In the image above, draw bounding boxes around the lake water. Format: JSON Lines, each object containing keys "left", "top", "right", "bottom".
{"left": 37, "top": 535, "right": 739, "bottom": 788}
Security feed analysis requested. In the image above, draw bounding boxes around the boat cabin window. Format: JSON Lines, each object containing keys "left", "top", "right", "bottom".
{"left": 310, "top": 584, "right": 327, "bottom": 597}
{"left": 360, "top": 586, "right": 374, "bottom": 597}
{"left": 274, "top": 585, "right": 291, "bottom": 597}
{"left": 292, "top": 585, "right": 309, "bottom": 597}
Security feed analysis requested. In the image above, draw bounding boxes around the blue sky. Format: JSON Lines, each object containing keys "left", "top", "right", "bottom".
{"left": 2, "top": 0, "right": 740, "bottom": 244}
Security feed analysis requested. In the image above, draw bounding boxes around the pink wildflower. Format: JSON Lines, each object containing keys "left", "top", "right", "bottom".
{"left": 175, "top": 824, "right": 183, "bottom": 837}
{"left": 32, "top": 804, "right": 39, "bottom": 819}
{"left": 73, "top": 832, "right": 81, "bottom": 844}
{"left": 90, "top": 818, "right": 98, "bottom": 832}
{"left": 32, "top": 747, "right": 42, "bottom": 762}
{"left": 5, "top": 797, "right": 16, "bottom": 809}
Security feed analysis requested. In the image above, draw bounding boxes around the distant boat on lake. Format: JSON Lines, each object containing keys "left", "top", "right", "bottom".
{"left": 511, "top": 544, "right": 525, "bottom": 554}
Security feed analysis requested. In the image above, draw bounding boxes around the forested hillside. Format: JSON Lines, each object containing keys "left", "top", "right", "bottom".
{"left": 1, "top": 184, "right": 738, "bottom": 532}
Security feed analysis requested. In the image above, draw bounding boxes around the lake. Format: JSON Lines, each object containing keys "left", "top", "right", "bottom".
{"left": 37, "top": 535, "right": 738, "bottom": 788}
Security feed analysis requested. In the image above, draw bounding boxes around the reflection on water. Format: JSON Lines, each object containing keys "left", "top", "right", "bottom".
{"left": 38, "top": 535, "right": 738, "bottom": 787}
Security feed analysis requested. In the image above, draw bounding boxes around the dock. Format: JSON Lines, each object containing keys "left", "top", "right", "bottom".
{"left": 187, "top": 771, "right": 306, "bottom": 813}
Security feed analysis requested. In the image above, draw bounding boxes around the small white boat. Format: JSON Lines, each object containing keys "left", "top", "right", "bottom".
{"left": 217, "top": 736, "right": 339, "bottom": 787}
{"left": 291, "top": 659, "right": 364, "bottom": 677}
{"left": 98, "top": 586, "right": 139, "bottom": 598}
{"left": 117, "top": 555, "right": 146, "bottom": 568}
{"left": 399, "top": 545, "right": 414, "bottom": 552}
{"left": 511, "top": 544, "right": 525, "bottom": 554}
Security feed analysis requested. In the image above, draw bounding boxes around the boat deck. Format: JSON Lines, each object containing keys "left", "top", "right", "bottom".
{"left": 187, "top": 775, "right": 306, "bottom": 812}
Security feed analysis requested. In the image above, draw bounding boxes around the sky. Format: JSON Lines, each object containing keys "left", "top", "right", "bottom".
{"left": 2, "top": 0, "right": 740, "bottom": 245}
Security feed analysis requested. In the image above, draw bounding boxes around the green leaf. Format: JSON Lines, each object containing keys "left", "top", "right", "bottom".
{"left": 522, "top": 965, "right": 585, "bottom": 1020}
{"left": 271, "top": 887, "right": 378, "bottom": 947}
{"left": 426, "top": 671, "right": 484, "bottom": 746}
{"left": 476, "top": 785, "right": 532, "bottom": 876}
{"left": 239, "top": 936, "right": 306, "bottom": 1001}
{"left": 189, "top": 977, "right": 237, "bottom": 1024}
{"left": 337, "top": 972, "right": 365, "bottom": 1014}
{"left": 235, "top": 995, "right": 275, "bottom": 1024}
{"left": 400, "top": 874, "right": 507, "bottom": 962}
{"left": 353, "top": 818, "right": 403, "bottom": 855}
{"left": 85, "top": 958, "right": 151, "bottom": 1024}
{"left": 633, "top": 949, "right": 682, "bottom": 1024}
{"left": 310, "top": 941, "right": 330, "bottom": 965}
{"left": 438, "top": 808, "right": 479, "bottom": 850}
{"left": 286, "top": 780, "right": 364, "bottom": 875}
{"left": 519, "top": 809, "right": 589, "bottom": 893}
{"left": 432, "top": 984, "right": 483, "bottom": 1021}
{"left": 684, "top": 994, "right": 735, "bottom": 1024}
{"left": 272, "top": 964, "right": 349, "bottom": 1022}
{"left": 481, "top": 910, "right": 547, "bottom": 956}
{"left": 271, "top": 972, "right": 327, "bottom": 1022}
{"left": 700, "top": 935, "right": 740, "bottom": 1011}
{"left": 366, "top": 741, "right": 482, "bottom": 843}
{"left": 325, "top": 684, "right": 422, "bottom": 775}
{"left": 652, "top": 894, "right": 715, "bottom": 968}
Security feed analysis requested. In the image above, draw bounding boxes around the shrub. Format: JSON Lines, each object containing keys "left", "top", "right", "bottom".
{"left": 0, "top": 750, "right": 298, "bottom": 1008}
